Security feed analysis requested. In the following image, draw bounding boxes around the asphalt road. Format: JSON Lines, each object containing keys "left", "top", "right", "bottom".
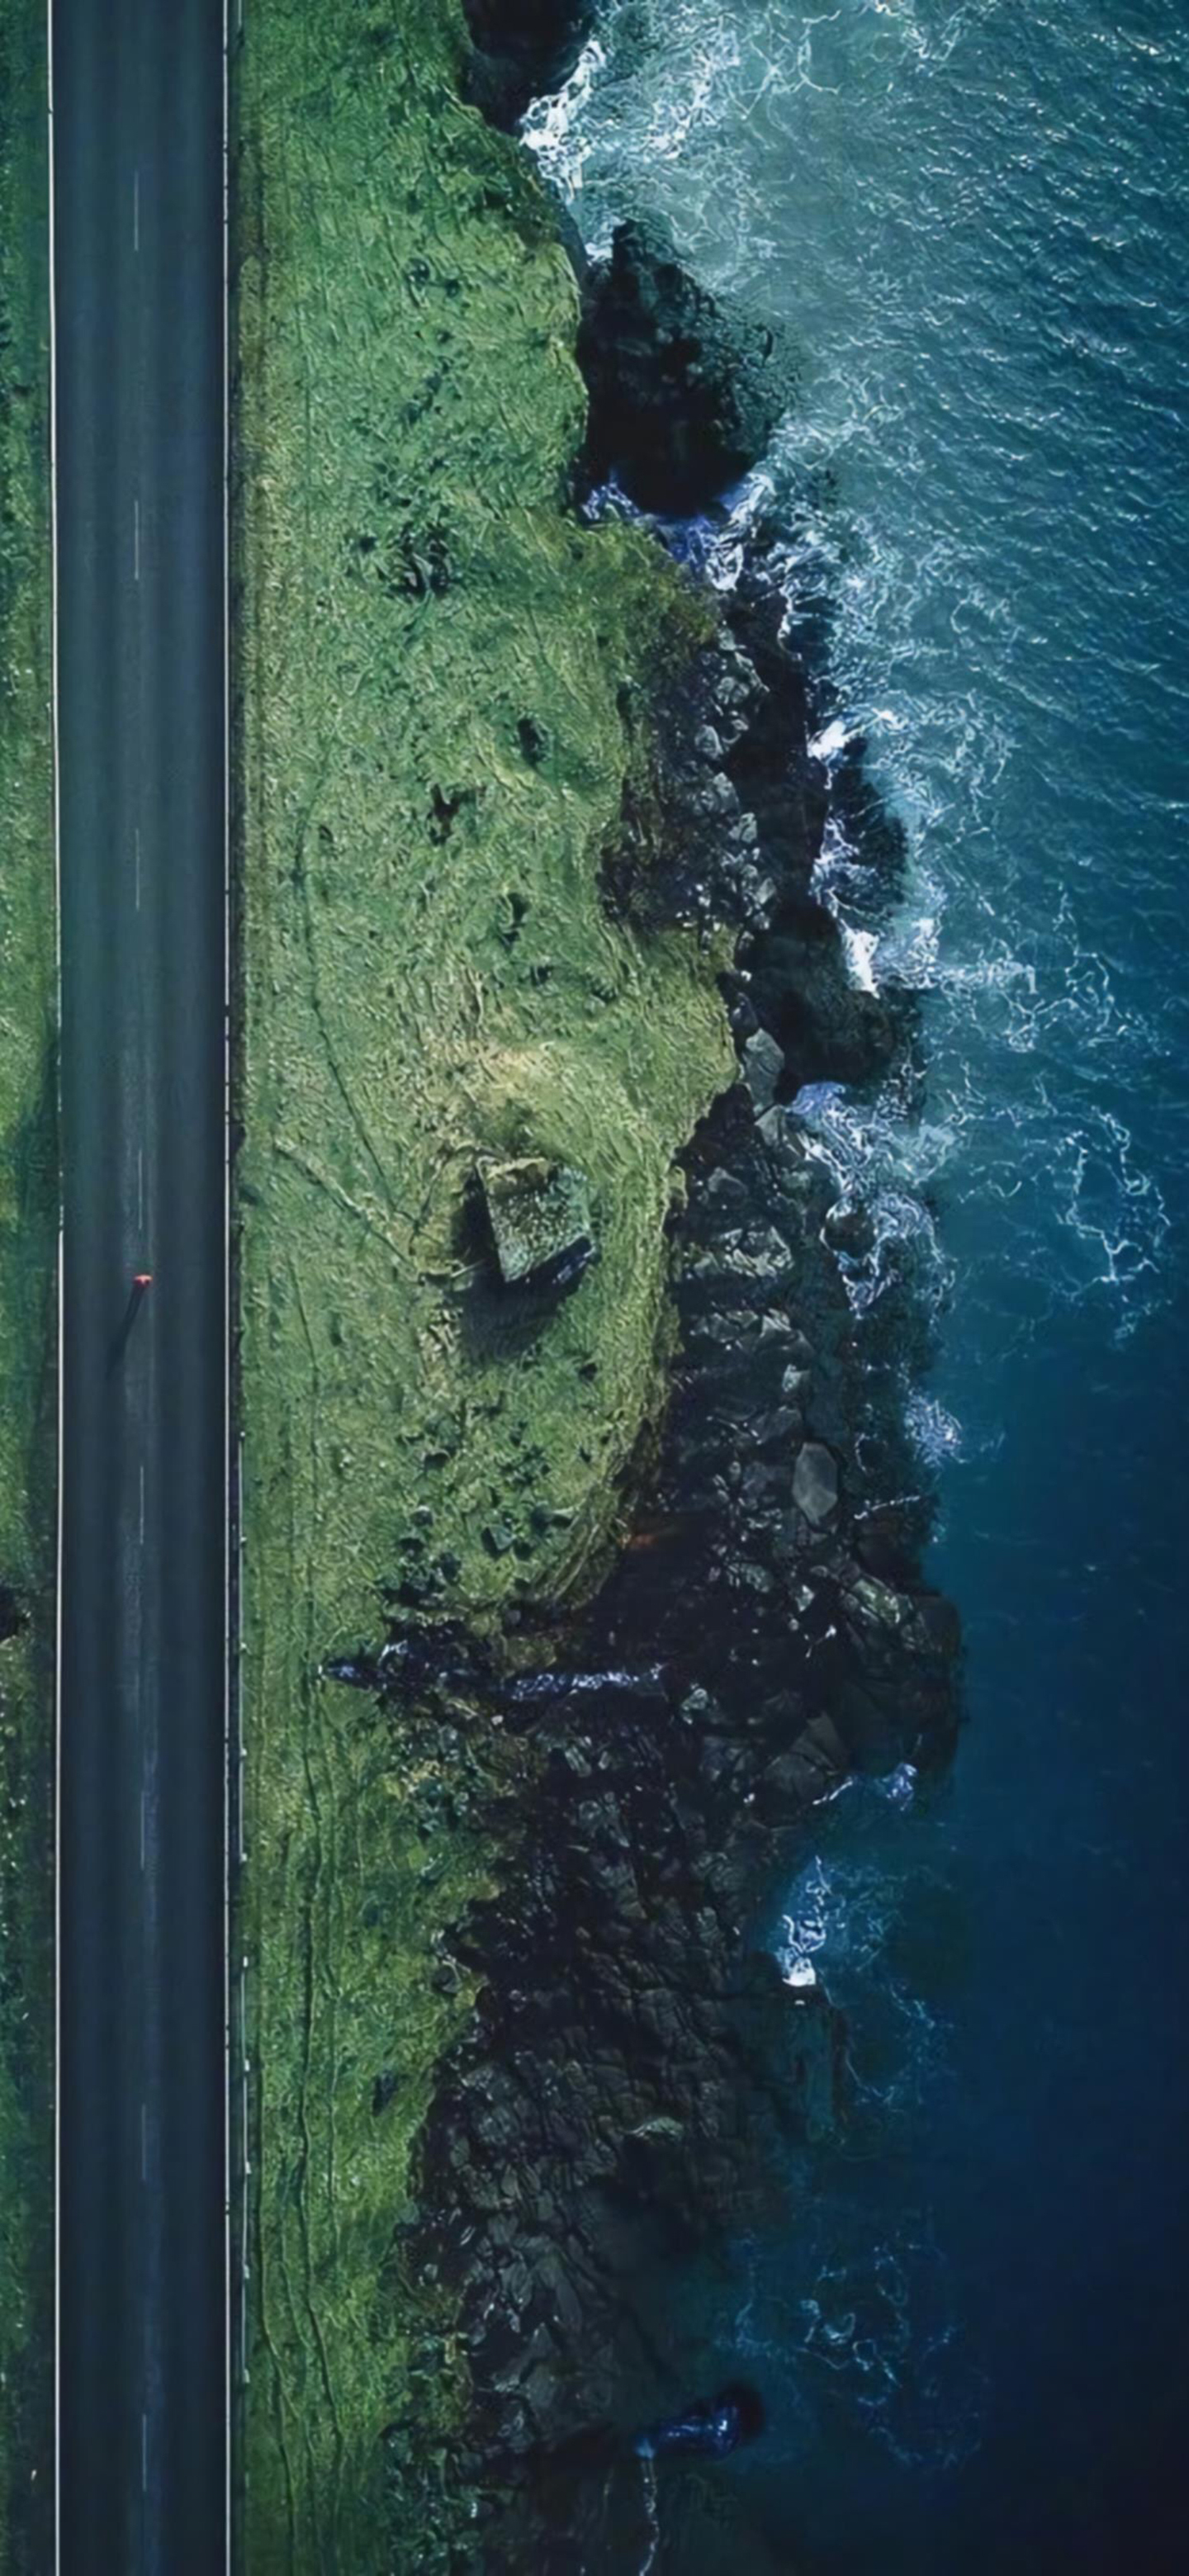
{"left": 54, "top": 1, "right": 228, "bottom": 2565}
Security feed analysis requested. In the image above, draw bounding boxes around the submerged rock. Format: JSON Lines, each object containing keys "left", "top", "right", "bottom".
{"left": 478, "top": 1154, "right": 595, "bottom": 1290}
{"left": 580, "top": 220, "right": 784, "bottom": 513}
{"left": 636, "top": 2381, "right": 765, "bottom": 2462}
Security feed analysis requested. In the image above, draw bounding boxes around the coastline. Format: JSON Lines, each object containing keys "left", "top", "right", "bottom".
{"left": 236, "top": 2, "right": 957, "bottom": 2563}
{"left": 0, "top": 1, "right": 58, "bottom": 2558}
{"left": 407, "top": 549, "right": 959, "bottom": 2565}
{"left": 235, "top": 2, "right": 734, "bottom": 2560}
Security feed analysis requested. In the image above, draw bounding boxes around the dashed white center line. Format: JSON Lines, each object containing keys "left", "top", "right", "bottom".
{"left": 133, "top": 168, "right": 140, "bottom": 253}
{"left": 139, "top": 1460, "right": 146, "bottom": 1544}
{"left": 135, "top": 822, "right": 141, "bottom": 911}
{"left": 141, "top": 2412, "right": 149, "bottom": 2493}
{"left": 133, "top": 495, "right": 140, "bottom": 582}
{"left": 140, "top": 1789, "right": 146, "bottom": 1872}
{"left": 137, "top": 1145, "right": 144, "bottom": 1230}
{"left": 140, "top": 2102, "right": 148, "bottom": 2185}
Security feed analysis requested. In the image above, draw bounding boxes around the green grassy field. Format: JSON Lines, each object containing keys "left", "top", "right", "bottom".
{"left": 235, "top": 0, "right": 733, "bottom": 2561}
{"left": 0, "top": 4, "right": 58, "bottom": 2562}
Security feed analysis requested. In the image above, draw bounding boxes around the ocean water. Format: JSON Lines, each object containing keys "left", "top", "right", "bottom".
{"left": 529, "top": 7, "right": 1189, "bottom": 2568}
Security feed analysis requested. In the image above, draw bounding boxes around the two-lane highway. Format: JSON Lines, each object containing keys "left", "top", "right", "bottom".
{"left": 53, "top": 1, "right": 228, "bottom": 2565}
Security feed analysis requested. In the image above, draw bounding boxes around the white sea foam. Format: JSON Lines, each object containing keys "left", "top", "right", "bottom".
{"left": 841, "top": 922, "right": 880, "bottom": 993}
{"left": 800, "top": 2235, "right": 985, "bottom": 2470}
{"left": 729, "top": 2193, "right": 984, "bottom": 2472}
{"left": 809, "top": 715, "right": 850, "bottom": 762}
{"left": 775, "top": 1855, "right": 831, "bottom": 1988}
{"left": 788, "top": 1080, "right": 955, "bottom": 1328}
{"left": 861, "top": 0, "right": 974, "bottom": 75}
{"left": 875, "top": 1759, "right": 919, "bottom": 1807}
{"left": 904, "top": 1390, "right": 963, "bottom": 1466}
{"left": 635, "top": 2455, "right": 661, "bottom": 2576}
{"left": 521, "top": 40, "right": 609, "bottom": 199}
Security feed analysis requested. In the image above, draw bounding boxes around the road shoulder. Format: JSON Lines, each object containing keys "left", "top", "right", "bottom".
{"left": 0, "top": 2, "right": 59, "bottom": 2560}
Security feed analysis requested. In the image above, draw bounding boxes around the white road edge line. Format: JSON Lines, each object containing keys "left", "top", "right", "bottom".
{"left": 222, "top": 2, "right": 234, "bottom": 2565}
{"left": 48, "top": 0, "right": 64, "bottom": 2560}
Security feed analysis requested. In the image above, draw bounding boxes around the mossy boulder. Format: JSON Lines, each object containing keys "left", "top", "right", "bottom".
{"left": 478, "top": 1154, "right": 595, "bottom": 1290}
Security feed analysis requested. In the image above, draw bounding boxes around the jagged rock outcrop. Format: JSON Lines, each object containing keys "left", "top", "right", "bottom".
{"left": 580, "top": 219, "right": 785, "bottom": 513}
{"left": 462, "top": 0, "right": 599, "bottom": 127}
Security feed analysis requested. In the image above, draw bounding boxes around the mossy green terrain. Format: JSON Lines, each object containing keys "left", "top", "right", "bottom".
{"left": 0, "top": 3, "right": 57, "bottom": 2559}
{"left": 236, "top": 0, "right": 733, "bottom": 2563}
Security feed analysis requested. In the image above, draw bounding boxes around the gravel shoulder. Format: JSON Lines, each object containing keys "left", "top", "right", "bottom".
{"left": 0, "top": 5, "right": 58, "bottom": 2559}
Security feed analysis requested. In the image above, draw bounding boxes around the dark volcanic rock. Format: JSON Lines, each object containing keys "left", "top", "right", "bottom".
{"left": 403, "top": 1096, "right": 957, "bottom": 2536}
{"left": 580, "top": 220, "right": 784, "bottom": 513}
{"left": 462, "top": 0, "right": 598, "bottom": 128}
{"left": 599, "top": 625, "right": 773, "bottom": 940}
{"left": 741, "top": 1027, "right": 785, "bottom": 1112}
{"left": 748, "top": 894, "right": 900, "bottom": 1088}
{"left": 793, "top": 1440, "right": 839, "bottom": 1526}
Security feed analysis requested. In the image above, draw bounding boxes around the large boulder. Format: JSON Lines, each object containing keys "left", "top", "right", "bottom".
{"left": 579, "top": 220, "right": 784, "bottom": 514}
{"left": 793, "top": 1440, "right": 839, "bottom": 1526}
{"left": 478, "top": 1154, "right": 595, "bottom": 1290}
{"left": 741, "top": 1026, "right": 785, "bottom": 1114}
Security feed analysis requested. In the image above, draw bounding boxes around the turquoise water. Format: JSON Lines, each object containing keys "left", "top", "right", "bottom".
{"left": 531, "top": 6, "right": 1189, "bottom": 2565}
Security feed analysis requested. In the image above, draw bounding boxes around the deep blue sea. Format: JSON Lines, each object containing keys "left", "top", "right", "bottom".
{"left": 529, "top": 6, "right": 1189, "bottom": 2567}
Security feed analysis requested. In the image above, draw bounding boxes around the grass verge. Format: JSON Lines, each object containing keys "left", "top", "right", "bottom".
{"left": 235, "top": 0, "right": 733, "bottom": 2563}
{"left": 0, "top": 2, "right": 57, "bottom": 2562}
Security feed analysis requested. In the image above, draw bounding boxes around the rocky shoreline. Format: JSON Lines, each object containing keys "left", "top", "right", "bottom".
{"left": 398, "top": 629, "right": 959, "bottom": 2559}
{"left": 369, "top": 27, "right": 963, "bottom": 2559}
{"left": 235, "top": 3, "right": 960, "bottom": 2559}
